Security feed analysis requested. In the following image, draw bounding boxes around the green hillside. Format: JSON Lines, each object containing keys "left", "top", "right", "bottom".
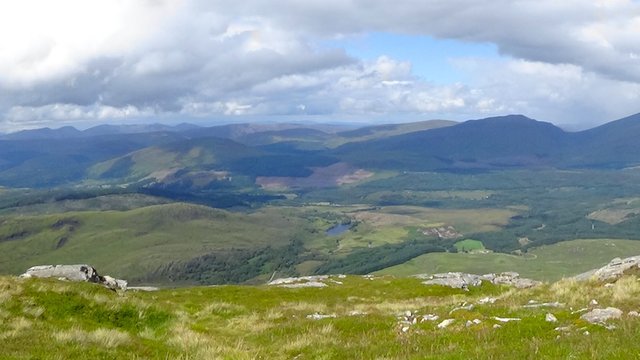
{"left": 89, "top": 137, "right": 261, "bottom": 181}
{"left": 4, "top": 274, "right": 640, "bottom": 359}
{"left": 0, "top": 203, "right": 317, "bottom": 282}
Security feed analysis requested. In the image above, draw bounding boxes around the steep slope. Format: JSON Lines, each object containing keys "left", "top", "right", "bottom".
{"left": 89, "top": 137, "right": 262, "bottom": 182}
{"left": 567, "top": 112, "right": 640, "bottom": 168}
{"left": 0, "top": 132, "right": 188, "bottom": 187}
{"left": 335, "top": 115, "right": 568, "bottom": 171}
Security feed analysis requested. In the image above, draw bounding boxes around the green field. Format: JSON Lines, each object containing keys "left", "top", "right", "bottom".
{"left": 454, "top": 239, "right": 486, "bottom": 252}
{"left": 377, "top": 239, "right": 640, "bottom": 281}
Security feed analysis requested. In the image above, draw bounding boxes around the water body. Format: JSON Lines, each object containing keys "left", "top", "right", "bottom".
{"left": 325, "top": 223, "right": 350, "bottom": 236}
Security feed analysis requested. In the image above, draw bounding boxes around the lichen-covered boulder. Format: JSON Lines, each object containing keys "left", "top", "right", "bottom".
{"left": 101, "top": 275, "right": 128, "bottom": 291}
{"left": 580, "top": 307, "right": 623, "bottom": 324}
{"left": 417, "top": 272, "right": 540, "bottom": 290}
{"left": 22, "top": 264, "right": 101, "bottom": 282}
{"left": 21, "top": 264, "right": 127, "bottom": 291}
{"left": 417, "top": 272, "right": 483, "bottom": 290}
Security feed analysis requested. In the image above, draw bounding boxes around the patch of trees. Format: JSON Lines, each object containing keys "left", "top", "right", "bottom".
{"left": 138, "top": 187, "right": 284, "bottom": 209}
{"left": 146, "top": 238, "right": 305, "bottom": 285}
{"left": 313, "top": 240, "right": 446, "bottom": 275}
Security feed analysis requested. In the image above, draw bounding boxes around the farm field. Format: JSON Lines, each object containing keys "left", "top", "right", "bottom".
{"left": 377, "top": 239, "right": 640, "bottom": 281}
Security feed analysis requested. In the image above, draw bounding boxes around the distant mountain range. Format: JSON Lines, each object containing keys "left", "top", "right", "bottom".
{"left": 335, "top": 113, "right": 640, "bottom": 171}
{"left": 0, "top": 113, "right": 640, "bottom": 188}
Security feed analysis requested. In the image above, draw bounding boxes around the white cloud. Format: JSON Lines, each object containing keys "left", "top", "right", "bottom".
{"left": 454, "top": 57, "right": 640, "bottom": 125}
{"left": 1, "top": 0, "right": 640, "bottom": 130}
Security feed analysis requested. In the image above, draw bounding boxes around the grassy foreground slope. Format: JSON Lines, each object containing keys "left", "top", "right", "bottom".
{"left": 377, "top": 239, "right": 640, "bottom": 281}
{"left": 0, "top": 203, "right": 316, "bottom": 281}
{"left": 3, "top": 275, "right": 640, "bottom": 359}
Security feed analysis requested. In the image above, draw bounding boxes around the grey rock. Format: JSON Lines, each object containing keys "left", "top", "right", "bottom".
{"left": 348, "top": 310, "right": 366, "bottom": 316}
{"left": 545, "top": 313, "right": 558, "bottom": 322}
{"left": 478, "top": 297, "right": 497, "bottom": 304}
{"left": 492, "top": 316, "right": 521, "bottom": 323}
{"left": 280, "top": 281, "right": 327, "bottom": 288}
{"left": 580, "top": 307, "right": 623, "bottom": 324}
{"left": 102, "top": 275, "right": 128, "bottom": 291}
{"left": 419, "top": 272, "right": 483, "bottom": 290}
{"left": 571, "top": 307, "right": 589, "bottom": 314}
{"left": 421, "top": 314, "right": 439, "bottom": 322}
{"left": 306, "top": 313, "right": 336, "bottom": 320}
{"left": 466, "top": 319, "right": 482, "bottom": 327}
{"left": 269, "top": 275, "right": 344, "bottom": 288}
{"left": 21, "top": 264, "right": 127, "bottom": 291}
{"left": 268, "top": 275, "right": 329, "bottom": 286}
{"left": 418, "top": 271, "right": 540, "bottom": 290}
{"left": 523, "top": 301, "right": 564, "bottom": 308}
{"left": 450, "top": 302, "right": 474, "bottom": 314}
{"left": 574, "top": 255, "right": 640, "bottom": 281}
{"left": 490, "top": 272, "right": 541, "bottom": 288}
{"left": 23, "top": 264, "right": 100, "bottom": 282}
{"left": 437, "top": 319, "right": 455, "bottom": 329}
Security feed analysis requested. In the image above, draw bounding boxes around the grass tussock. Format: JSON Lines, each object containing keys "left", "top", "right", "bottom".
{"left": 55, "top": 327, "right": 131, "bottom": 347}
{"left": 0, "top": 317, "right": 32, "bottom": 340}
{"left": 549, "top": 278, "right": 608, "bottom": 306}
{"left": 610, "top": 276, "right": 640, "bottom": 304}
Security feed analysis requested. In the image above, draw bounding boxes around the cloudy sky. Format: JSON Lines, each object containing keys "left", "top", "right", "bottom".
{"left": 1, "top": 0, "right": 640, "bottom": 131}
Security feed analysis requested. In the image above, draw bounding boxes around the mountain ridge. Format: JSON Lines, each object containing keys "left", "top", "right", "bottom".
{"left": 0, "top": 112, "right": 640, "bottom": 187}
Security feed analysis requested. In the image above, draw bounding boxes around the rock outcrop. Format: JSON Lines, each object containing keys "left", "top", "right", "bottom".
{"left": 21, "top": 264, "right": 127, "bottom": 291}
{"left": 268, "top": 275, "right": 345, "bottom": 288}
{"left": 416, "top": 272, "right": 541, "bottom": 290}
{"left": 574, "top": 256, "right": 640, "bottom": 282}
{"left": 580, "top": 307, "right": 623, "bottom": 324}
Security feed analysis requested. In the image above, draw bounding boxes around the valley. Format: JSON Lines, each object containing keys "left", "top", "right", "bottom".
{"left": 1, "top": 114, "right": 640, "bottom": 285}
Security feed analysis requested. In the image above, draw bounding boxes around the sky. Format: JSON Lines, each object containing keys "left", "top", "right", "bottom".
{"left": 1, "top": 0, "right": 640, "bottom": 131}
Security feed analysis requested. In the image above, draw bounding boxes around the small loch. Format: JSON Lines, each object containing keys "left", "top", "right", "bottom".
{"left": 325, "top": 223, "right": 350, "bottom": 236}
